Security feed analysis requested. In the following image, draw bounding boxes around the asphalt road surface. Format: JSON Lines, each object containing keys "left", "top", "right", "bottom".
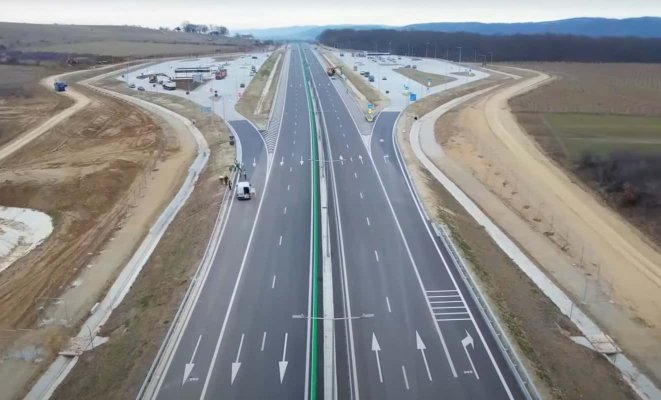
{"left": 301, "top": 44, "right": 524, "bottom": 399}
{"left": 149, "top": 43, "right": 525, "bottom": 400}
{"left": 153, "top": 46, "right": 314, "bottom": 400}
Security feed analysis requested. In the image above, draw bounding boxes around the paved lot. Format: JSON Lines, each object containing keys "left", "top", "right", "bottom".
{"left": 327, "top": 50, "right": 488, "bottom": 111}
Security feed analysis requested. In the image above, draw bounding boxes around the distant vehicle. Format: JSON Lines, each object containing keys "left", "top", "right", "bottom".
{"left": 148, "top": 75, "right": 158, "bottom": 83}
{"left": 251, "top": 56, "right": 258, "bottom": 59}
{"left": 353, "top": 65, "right": 358, "bottom": 71}
{"left": 128, "top": 83, "right": 136, "bottom": 88}
{"left": 340, "top": 53, "right": 344, "bottom": 57}
{"left": 239, "top": 83, "right": 245, "bottom": 88}
{"left": 158, "top": 80, "right": 164, "bottom": 84}
{"left": 368, "top": 75, "right": 375, "bottom": 82}
{"left": 236, "top": 181, "right": 255, "bottom": 200}
{"left": 412, "top": 65, "right": 417, "bottom": 69}
{"left": 53, "top": 81, "right": 67, "bottom": 92}
{"left": 137, "top": 86, "right": 145, "bottom": 91}
{"left": 215, "top": 69, "right": 228, "bottom": 80}
{"left": 163, "top": 81, "right": 176, "bottom": 90}
{"left": 404, "top": 65, "right": 411, "bottom": 69}
{"left": 382, "top": 76, "right": 387, "bottom": 80}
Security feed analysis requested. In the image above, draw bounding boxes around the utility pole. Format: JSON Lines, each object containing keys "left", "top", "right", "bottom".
{"left": 474, "top": 49, "right": 477, "bottom": 63}
{"left": 425, "top": 42, "right": 430, "bottom": 58}
{"left": 489, "top": 52, "right": 494, "bottom": 64}
{"left": 388, "top": 41, "right": 392, "bottom": 54}
{"left": 434, "top": 44, "right": 437, "bottom": 58}
{"left": 457, "top": 46, "right": 463, "bottom": 63}
{"left": 446, "top": 47, "right": 449, "bottom": 60}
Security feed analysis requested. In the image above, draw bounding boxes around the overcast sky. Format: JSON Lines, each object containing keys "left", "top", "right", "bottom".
{"left": 2, "top": 0, "right": 660, "bottom": 30}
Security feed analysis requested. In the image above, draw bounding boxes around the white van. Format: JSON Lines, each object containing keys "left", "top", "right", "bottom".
{"left": 236, "top": 181, "right": 255, "bottom": 200}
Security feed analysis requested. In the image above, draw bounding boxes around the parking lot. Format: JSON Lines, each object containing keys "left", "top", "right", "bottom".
{"left": 328, "top": 49, "right": 488, "bottom": 110}
{"left": 121, "top": 53, "right": 269, "bottom": 121}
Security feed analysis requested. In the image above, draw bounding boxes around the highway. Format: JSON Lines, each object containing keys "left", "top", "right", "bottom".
{"left": 151, "top": 46, "right": 315, "bottom": 399}
{"left": 146, "top": 43, "right": 525, "bottom": 400}
{"left": 302, "top": 44, "right": 524, "bottom": 399}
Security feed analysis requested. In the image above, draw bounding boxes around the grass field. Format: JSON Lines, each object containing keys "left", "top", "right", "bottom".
{"left": 542, "top": 113, "right": 661, "bottom": 160}
{"left": 394, "top": 67, "right": 456, "bottom": 87}
{"left": 0, "top": 21, "right": 253, "bottom": 57}
{"left": 26, "top": 41, "right": 238, "bottom": 57}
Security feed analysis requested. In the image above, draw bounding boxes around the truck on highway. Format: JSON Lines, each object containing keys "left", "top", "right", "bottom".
{"left": 162, "top": 81, "right": 176, "bottom": 91}
{"left": 236, "top": 181, "right": 255, "bottom": 200}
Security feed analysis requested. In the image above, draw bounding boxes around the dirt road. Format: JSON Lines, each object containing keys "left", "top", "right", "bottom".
{"left": 435, "top": 67, "right": 661, "bottom": 384}
{"left": 0, "top": 73, "right": 89, "bottom": 165}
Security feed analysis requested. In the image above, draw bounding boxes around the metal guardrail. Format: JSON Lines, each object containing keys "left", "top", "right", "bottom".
{"left": 432, "top": 222, "right": 541, "bottom": 400}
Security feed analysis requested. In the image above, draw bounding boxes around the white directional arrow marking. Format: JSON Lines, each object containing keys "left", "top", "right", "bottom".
{"left": 416, "top": 331, "right": 433, "bottom": 381}
{"left": 461, "top": 330, "right": 479, "bottom": 379}
{"left": 231, "top": 334, "right": 245, "bottom": 385}
{"left": 279, "top": 157, "right": 284, "bottom": 166}
{"left": 358, "top": 154, "right": 363, "bottom": 164}
{"left": 383, "top": 154, "right": 389, "bottom": 162}
{"left": 279, "top": 332, "right": 289, "bottom": 383}
{"left": 182, "top": 335, "right": 202, "bottom": 385}
{"left": 252, "top": 158, "right": 256, "bottom": 168}
{"left": 372, "top": 332, "right": 383, "bottom": 383}
{"left": 300, "top": 156, "right": 304, "bottom": 166}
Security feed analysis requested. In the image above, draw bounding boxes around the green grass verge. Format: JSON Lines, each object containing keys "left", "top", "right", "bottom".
{"left": 542, "top": 112, "right": 661, "bottom": 161}
{"left": 394, "top": 67, "right": 456, "bottom": 87}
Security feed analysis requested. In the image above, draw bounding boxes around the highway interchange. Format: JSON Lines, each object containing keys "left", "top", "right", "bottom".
{"left": 146, "top": 44, "right": 525, "bottom": 399}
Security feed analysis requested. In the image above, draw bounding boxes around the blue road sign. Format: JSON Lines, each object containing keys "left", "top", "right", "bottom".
{"left": 409, "top": 93, "right": 417, "bottom": 102}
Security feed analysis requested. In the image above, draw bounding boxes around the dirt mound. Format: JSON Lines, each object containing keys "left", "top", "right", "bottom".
{"left": 0, "top": 87, "right": 162, "bottom": 329}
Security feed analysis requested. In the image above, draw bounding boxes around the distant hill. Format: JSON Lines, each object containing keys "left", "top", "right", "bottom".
{"left": 403, "top": 17, "right": 661, "bottom": 38}
{"left": 0, "top": 21, "right": 253, "bottom": 57}
{"left": 239, "top": 17, "right": 661, "bottom": 40}
{"left": 236, "top": 25, "right": 391, "bottom": 40}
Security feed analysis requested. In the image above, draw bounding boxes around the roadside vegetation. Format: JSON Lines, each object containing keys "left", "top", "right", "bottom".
{"left": 394, "top": 67, "right": 456, "bottom": 87}
{"left": 235, "top": 48, "right": 284, "bottom": 129}
{"left": 511, "top": 62, "right": 661, "bottom": 244}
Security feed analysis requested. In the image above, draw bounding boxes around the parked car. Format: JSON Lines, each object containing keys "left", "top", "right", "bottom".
{"left": 382, "top": 76, "right": 387, "bottom": 80}
{"left": 137, "top": 86, "right": 145, "bottom": 91}
{"left": 239, "top": 83, "right": 245, "bottom": 88}
{"left": 128, "top": 83, "right": 136, "bottom": 88}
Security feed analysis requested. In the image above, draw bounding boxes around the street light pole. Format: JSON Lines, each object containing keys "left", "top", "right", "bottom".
{"left": 457, "top": 46, "right": 463, "bottom": 63}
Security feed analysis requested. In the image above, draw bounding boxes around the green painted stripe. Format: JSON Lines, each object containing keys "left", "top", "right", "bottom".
{"left": 300, "top": 44, "right": 320, "bottom": 400}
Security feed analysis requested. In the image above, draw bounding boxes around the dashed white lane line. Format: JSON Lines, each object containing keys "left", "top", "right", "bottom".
{"left": 366, "top": 217, "right": 371, "bottom": 226}
{"left": 279, "top": 235, "right": 283, "bottom": 246}
{"left": 386, "top": 297, "right": 392, "bottom": 313}
{"left": 374, "top": 250, "right": 380, "bottom": 262}
{"left": 261, "top": 332, "right": 267, "bottom": 351}
{"left": 354, "top": 172, "right": 358, "bottom": 179}
{"left": 287, "top": 184, "right": 290, "bottom": 191}
{"left": 272, "top": 275, "right": 277, "bottom": 289}
{"left": 359, "top": 192, "right": 363, "bottom": 199}
{"left": 284, "top": 206, "right": 287, "bottom": 215}
{"left": 402, "top": 365, "right": 410, "bottom": 391}
{"left": 289, "top": 166, "right": 293, "bottom": 172}
{"left": 345, "top": 143, "right": 349, "bottom": 149}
